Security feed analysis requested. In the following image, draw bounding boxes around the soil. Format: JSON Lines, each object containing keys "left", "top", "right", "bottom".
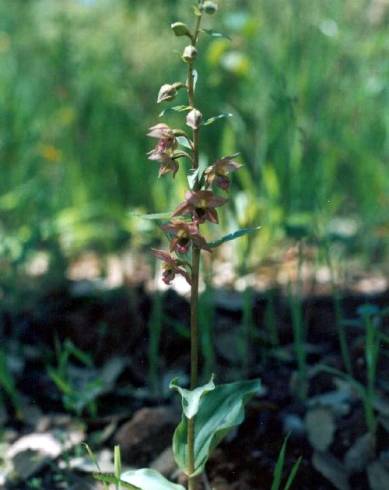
{"left": 1, "top": 277, "right": 388, "bottom": 490}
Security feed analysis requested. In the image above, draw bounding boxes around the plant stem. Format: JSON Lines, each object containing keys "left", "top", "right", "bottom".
{"left": 323, "top": 242, "right": 353, "bottom": 376}
{"left": 187, "top": 7, "right": 203, "bottom": 489}
{"left": 190, "top": 248, "right": 201, "bottom": 388}
{"left": 187, "top": 416, "right": 196, "bottom": 490}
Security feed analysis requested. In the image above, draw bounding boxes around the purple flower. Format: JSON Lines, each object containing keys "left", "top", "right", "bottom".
{"left": 152, "top": 249, "right": 192, "bottom": 285}
{"left": 147, "top": 124, "right": 174, "bottom": 139}
{"left": 172, "top": 190, "right": 227, "bottom": 224}
{"left": 204, "top": 156, "right": 242, "bottom": 191}
{"left": 162, "top": 220, "right": 211, "bottom": 254}
{"left": 148, "top": 152, "right": 179, "bottom": 178}
{"left": 147, "top": 124, "right": 179, "bottom": 177}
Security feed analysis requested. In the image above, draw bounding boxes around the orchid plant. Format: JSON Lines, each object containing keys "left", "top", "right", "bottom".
{"left": 95, "top": 2, "right": 262, "bottom": 489}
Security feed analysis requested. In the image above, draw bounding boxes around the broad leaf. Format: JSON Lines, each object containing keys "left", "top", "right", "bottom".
{"left": 121, "top": 469, "right": 185, "bottom": 490}
{"left": 95, "top": 469, "right": 185, "bottom": 490}
{"left": 202, "top": 113, "right": 233, "bottom": 126}
{"left": 172, "top": 379, "right": 263, "bottom": 476}
{"left": 208, "top": 226, "right": 261, "bottom": 248}
{"left": 94, "top": 473, "right": 138, "bottom": 489}
{"left": 170, "top": 376, "right": 215, "bottom": 419}
{"left": 201, "top": 28, "right": 231, "bottom": 40}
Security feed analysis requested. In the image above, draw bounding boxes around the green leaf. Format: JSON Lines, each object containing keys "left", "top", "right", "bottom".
{"left": 202, "top": 112, "right": 233, "bottom": 126}
{"left": 159, "top": 105, "right": 192, "bottom": 117}
{"left": 208, "top": 226, "right": 261, "bottom": 248}
{"left": 271, "top": 435, "right": 289, "bottom": 490}
{"left": 64, "top": 339, "right": 93, "bottom": 367}
{"left": 285, "top": 457, "right": 302, "bottom": 490}
{"left": 94, "top": 473, "right": 139, "bottom": 490}
{"left": 187, "top": 158, "right": 207, "bottom": 189}
{"left": 176, "top": 136, "right": 192, "bottom": 150}
{"left": 171, "top": 22, "right": 193, "bottom": 39}
{"left": 316, "top": 364, "right": 366, "bottom": 398}
{"left": 47, "top": 368, "right": 72, "bottom": 395}
{"left": 193, "top": 5, "right": 202, "bottom": 16}
{"left": 0, "top": 350, "right": 23, "bottom": 413}
{"left": 201, "top": 28, "right": 231, "bottom": 40}
{"left": 173, "top": 150, "right": 192, "bottom": 161}
{"left": 172, "top": 379, "right": 263, "bottom": 476}
{"left": 192, "top": 69, "right": 198, "bottom": 91}
{"left": 271, "top": 434, "right": 301, "bottom": 490}
{"left": 170, "top": 376, "right": 215, "bottom": 419}
{"left": 121, "top": 469, "right": 185, "bottom": 490}
{"left": 187, "top": 168, "right": 200, "bottom": 190}
{"left": 129, "top": 211, "right": 172, "bottom": 221}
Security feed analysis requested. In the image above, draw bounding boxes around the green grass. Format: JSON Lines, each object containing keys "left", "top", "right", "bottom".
{"left": 271, "top": 434, "right": 302, "bottom": 490}
{"left": 0, "top": 0, "right": 387, "bottom": 270}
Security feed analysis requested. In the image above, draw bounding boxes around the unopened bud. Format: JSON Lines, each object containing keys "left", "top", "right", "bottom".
{"left": 157, "top": 84, "right": 177, "bottom": 103}
{"left": 182, "top": 45, "right": 198, "bottom": 63}
{"left": 201, "top": 1, "right": 218, "bottom": 15}
{"left": 186, "top": 109, "right": 202, "bottom": 130}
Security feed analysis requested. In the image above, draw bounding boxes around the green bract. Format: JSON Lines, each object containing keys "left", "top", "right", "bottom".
{"left": 208, "top": 226, "right": 261, "bottom": 248}
{"left": 202, "top": 112, "right": 233, "bottom": 126}
{"left": 201, "top": 28, "right": 230, "bottom": 40}
{"left": 172, "top": 379, "right": 264, "bottom": 476}
{"left": 170, "top": 375, "right": 215, "bottom": 419}
{"left": 159, "top": 105, "right": 192, "bottom": 117}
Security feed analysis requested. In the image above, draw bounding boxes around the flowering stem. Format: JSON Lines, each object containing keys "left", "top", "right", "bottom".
{"left": 189, "top": 247, "right": 201, "bottom": 388}
{"left": 187, "top": 6, "right": 203, "bottom": 489}
{"left": 188, "top": 249, "right": 200, "bottom": 487}
{"left": 151, "top": 3, "right": 242, "bottom": 487}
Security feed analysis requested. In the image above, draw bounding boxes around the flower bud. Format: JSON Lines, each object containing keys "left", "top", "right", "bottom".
{"left": 201, "top": 1, "right": 218, "bottom": 15}
{"left": 182, "top": 45, "right": 198, "bottom": 63}
{"left": 171, "top": 22, "right": 193, "bottom": 39}
{"left": 186, "top": 109, "right": 202, "bottom": 130}
{"left": 157, "top": 84, "right": 177, "bottom": 103}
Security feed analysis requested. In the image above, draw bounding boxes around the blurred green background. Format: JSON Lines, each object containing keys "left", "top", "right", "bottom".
{"left": 0, "top": 0, "right": 388, "bottom": 280}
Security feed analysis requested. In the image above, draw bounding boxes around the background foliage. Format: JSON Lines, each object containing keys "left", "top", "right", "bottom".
{"left": 0, "top": 0, "right": 388, "bottom": 274}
